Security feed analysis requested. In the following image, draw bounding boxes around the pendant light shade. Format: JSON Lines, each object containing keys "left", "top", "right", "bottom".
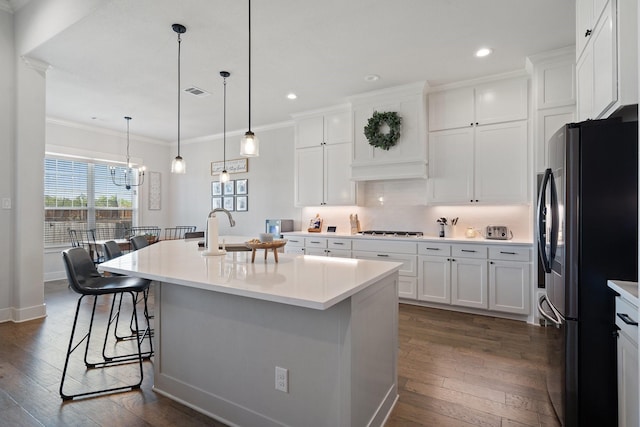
{"left": 110, "top": 116, "right": 145, "bottom": 190}
{"left": 240, "top": 0, "right": 259, "bottom": 157}
{"left": 219, "top": 71, "right": 230, "bottom": 183}
{"left": 171, "top": 23, "right": 187, "bottom": 174}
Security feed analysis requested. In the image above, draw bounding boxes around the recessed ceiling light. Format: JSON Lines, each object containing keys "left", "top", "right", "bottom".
{"left": 475, "top": 48, "right": 493, "bottom": 58}
{"left": 364, "top": 74, "right": 380, "bottom": 82}
{"left": 287, "top": 93, "right": 297, "bottom": 100}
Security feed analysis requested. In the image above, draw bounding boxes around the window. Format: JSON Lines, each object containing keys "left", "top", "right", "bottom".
{"left": 44, "top": 158, "right": 138, "bottom": 246}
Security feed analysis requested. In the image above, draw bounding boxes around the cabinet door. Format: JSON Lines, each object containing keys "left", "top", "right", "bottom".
{"left": 591, "top": 1, "right": 616, "bottom": 118}
{"left": 428, "top": 87, "right": 475, "bottom": 131}
{"left": 296, "top": 116, "right": 324, "bottom": 148}
{"left": 617, "top": 331, "right": 639, "bottom": 427}
{"left": 576, "top": 46, "right": 594, "bottom": 121}
{"left": 427, "top": 127, "right": 474, "bottom": 204}
{"left": 488, "top": 260, "right": 531, "bottom": 315}
{"left": 399, "top": 277, "right": 418, "bottom": 300}
{"left": 474, "top": 121, "right": 528, "bottom": 204}
{"left": 294, "top": 146, "right": 324, "bottom": 206}
{"left": 474, "top": 78, "right": 528, "bottom": 125}
{"left": 324, "top": 142, "right": 356, "bottom": 205}
{"left": 324, "top": 111, "right": 351, "bottom": 145}
{"left": 418, "top": 256, "right": 451, "bottom": 304}
{"left": 576, "top": 0, "right": 594, "bottom": 58}
{"left": 304, "top": 247, "right": 327, "bottom": 256}
{"left": 451, "top": 258, "right": 487, "bottom": 309}
{"left": 326, "top": 248, "right": 351, "bottom": 258}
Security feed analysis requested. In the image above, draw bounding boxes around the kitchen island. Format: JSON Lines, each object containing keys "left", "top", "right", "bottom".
{"left": 99, "top": 239, "right": 401, "bottom": 427}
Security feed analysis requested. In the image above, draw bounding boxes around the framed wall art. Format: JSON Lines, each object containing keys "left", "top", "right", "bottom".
{"left": 212, "top": 181, "right": 222, "bottom": 196}
{"left": 211, "top": 158, "right": 248, "bottom": 175}
{"left": 223, "top": 196, "right": 235, "bottom": 211}
{"left": 236, "top": 179, "right": 248, "bottom": 195}
{"left": 236, "top": 196, "right": 248, "bottom": 212}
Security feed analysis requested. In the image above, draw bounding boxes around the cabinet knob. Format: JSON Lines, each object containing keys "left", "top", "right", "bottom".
{"left": 490, "top": 261, "right": 494, "bottom": 264}
{"left": 475, "top": 122, "right": 479, "bottom": 126}
{"left": 470, "top": 122, "right": 473, "bottom": 126}
{"left": 585, "top": 29, "right": 592, "bottom": 37}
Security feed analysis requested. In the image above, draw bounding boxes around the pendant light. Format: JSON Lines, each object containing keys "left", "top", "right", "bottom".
{"left": 219, "top": 71, "right": 230, "bottom": 183}
{"left": 110, "top": 116, "right": 145, "bottom": 190}
{"left": 171, "top": 23, "right": 187, "bottom": 174}
{"left": 240, "top": 0, "right": 259, "bottom": 157}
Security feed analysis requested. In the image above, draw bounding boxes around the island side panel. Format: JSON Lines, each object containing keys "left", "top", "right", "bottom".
{"left": 349, "top": 272, "right": 399, "bottom": 426}
{"left": 154, "top": 281, "right": 352, "bottom": 427}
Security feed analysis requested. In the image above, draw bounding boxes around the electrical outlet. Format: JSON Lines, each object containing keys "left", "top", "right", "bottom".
{"left": 275, "top": 366, "right": 288, "bottom": 393}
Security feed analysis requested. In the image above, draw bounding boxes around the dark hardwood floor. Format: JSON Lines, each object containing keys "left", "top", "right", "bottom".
{"left": 0, "top": 280, "right": 560, "bottom": 426}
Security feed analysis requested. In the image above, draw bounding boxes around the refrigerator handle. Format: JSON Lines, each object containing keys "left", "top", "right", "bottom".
{"left": 549, "top": 171, "right": 559, "bottom": 263}
{"left": 537, "top": 168, "right": 552, "bottom": 273}
{"left": 538, "top": 294, "right": 562, "bottom": 327}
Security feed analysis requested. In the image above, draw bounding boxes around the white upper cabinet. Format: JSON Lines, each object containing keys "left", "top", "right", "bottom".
{"left": 427, "top": 76, "right": 529, "bottom": 205}
{"left": 295, "top": 110, "right": 351, "bottom": 148}
{"left": 428, "top": 77, "right": 527, "bottom": 132}
{"left": 293, "top": 107, "right": 357, "bottom": 207}
{"left": 575, "top": 0, "right": 638, "bottom": 120}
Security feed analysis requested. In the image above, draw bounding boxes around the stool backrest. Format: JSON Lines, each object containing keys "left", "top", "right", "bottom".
{"left": 62, "top": 247, "right": 102, "bottom": 294}
{"left": 184, "top": 231, "right": 205, "bottom": 239}
{"left": 104, "top": 240, "right": 123, "bottom": 260}
{"left": 130, "top": 235, "right": 149, "bottom": 251}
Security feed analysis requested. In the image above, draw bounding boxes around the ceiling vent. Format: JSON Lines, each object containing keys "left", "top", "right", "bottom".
{"left": 183, "top": 86, "right": 210, "bottom": 97}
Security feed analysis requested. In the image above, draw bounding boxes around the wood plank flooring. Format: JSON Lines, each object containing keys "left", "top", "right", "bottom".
{"left": 0, "top": 280, "right": 560, "bottom": 426}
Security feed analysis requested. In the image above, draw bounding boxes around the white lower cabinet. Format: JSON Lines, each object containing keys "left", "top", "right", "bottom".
{"left": 352, "top": 240, "right": 418, "bottom": 299}
{"left": 418, "top": 242, "right": 532, "bottom": 315}
{"left": 488, "top": 246, "right": 532, "bottom": 315}
{"left": 615, "top": 294, "right": 639, "bottom": 427}
{"left": 451, "top": 245, "right": 488, "bottom": 309}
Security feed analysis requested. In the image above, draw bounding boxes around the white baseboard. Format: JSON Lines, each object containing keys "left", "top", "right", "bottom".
{"left": 0, "top": 304, "right": 47, "bottom": 323}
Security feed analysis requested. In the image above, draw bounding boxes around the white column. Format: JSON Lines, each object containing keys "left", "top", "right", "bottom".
{"left": 12, "top": 56, "right": 49, "bottom": 321}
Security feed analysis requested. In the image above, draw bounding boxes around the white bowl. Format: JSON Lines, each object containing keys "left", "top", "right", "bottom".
{"left": 259, "top": 233, "right": 274, "bottom": 242}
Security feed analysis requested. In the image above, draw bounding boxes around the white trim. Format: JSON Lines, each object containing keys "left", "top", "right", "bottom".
{"left": 0, "top": 304, "right": 47, "bottom": 323}
{"left": 21, "top": 56, "right": 51, "bottom": 73}
{"left": 181, "top": 119, "right": 295, "bottom": 146}
{"left": 290, "top": 103, "right": 352, "bottom": 119}
{"left": 47, "top": 117, "right": 168, "bottom": 146}
{"left": 45, "top": 144, "right": 143, "bottom": 166}
{"left": 426, "top": 69, "right": 529, "bottom": 93}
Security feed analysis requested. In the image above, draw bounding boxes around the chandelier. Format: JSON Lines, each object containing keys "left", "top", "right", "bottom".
{"left": 110, "top": 116, "right": 145, "bottom": 190}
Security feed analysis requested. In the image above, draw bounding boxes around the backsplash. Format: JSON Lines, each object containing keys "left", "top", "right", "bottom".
{"left": 300, "top": 179, "right": 533, "bottom": 240}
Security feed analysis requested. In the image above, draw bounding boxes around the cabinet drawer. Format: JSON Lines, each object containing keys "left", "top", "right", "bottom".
{"left": 489, "top": 246, "right": 531, "bottom": 262}
{"left": 616, "top": 296, "right": 639, "bottom": 346}
{"left": 286, "top": 237, "right": 304, "bottom": 247}
{"left": 352, "top": 240, "right": 417, "bottom": 254}
{"left": 418, "top": 242, "right": 451, "bottom": 256}
{"left": 352, "top": 251, "right": 417, "bottom": 277}
{"left": 305, "top": 237, "right": 327, "bottom": 248}
{"left": 328, "top": 238, "right": 352, "bottom": 250}
{"left": 452, "top": 244, "right": 487, "bottom": 259}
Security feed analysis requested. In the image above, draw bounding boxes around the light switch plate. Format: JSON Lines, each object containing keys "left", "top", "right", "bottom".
{"left": 1, "top": 198, "right": 11, "bottom": 209}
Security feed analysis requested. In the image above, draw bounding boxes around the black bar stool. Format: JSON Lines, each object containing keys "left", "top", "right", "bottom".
{"left": 60, "top": 247, "right": 152, "bottom": 400}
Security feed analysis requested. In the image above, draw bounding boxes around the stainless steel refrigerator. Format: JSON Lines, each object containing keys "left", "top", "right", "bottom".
{"left": 537, "top": 117, "right": 638, "bottom": 426}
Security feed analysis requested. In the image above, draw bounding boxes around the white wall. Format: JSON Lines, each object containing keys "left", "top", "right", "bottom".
{"left": 172, "top": 125, "right": 302, "bottom": 236}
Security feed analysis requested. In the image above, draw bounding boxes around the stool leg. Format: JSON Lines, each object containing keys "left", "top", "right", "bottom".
{"left": 102, "top": 291, "right": 153, "bottom": 362}
{"left": 61, "top": 292, "right": 144, "bottom": 400}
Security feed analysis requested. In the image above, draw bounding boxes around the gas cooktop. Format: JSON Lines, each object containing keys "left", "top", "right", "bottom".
{"left": 358, "top": 230, "right": 424, "bottom": 238}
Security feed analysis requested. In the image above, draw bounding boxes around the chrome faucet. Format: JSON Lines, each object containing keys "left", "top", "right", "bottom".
{"left": 209, "top": 208, "right": 236, "bottom": 227}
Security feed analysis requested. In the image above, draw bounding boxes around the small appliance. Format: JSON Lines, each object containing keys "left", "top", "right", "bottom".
{"left": 485, "top": 225, "right": 512, "bottom": 240}
{"left": 265, "top": 219, "right": 293, "bottom": 238}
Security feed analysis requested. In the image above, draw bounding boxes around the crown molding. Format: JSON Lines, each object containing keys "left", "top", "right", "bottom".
{"left": 46, "top": 117, "right": 169, "bottom": 146}
{"left": 21, "top": 56, "right": 51, "bottom": 73}
{"left": 181, "top": 120, "right": 294, "bottom": 146}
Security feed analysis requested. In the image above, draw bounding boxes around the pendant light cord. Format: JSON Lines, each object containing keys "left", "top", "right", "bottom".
{"left": 177, "top": 32, "right": 182, "bottom": 157}
{"left": 223, "top": 75, "right": 227, "bottom": 169}
{"left": 248, "top": 0, "right": 252, "bottom": 133}
{"left": 125, "top": 116, "right": 131, "bottom": 165}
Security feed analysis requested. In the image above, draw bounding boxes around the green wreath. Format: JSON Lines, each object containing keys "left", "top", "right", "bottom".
{"left": 364, "top": 111, "right": 402, "bottom": 150}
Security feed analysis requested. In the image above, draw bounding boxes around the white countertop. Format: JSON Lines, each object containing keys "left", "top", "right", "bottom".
{"left": 282, "top": 231, "right": 533, "bottom": 245}
{"left": 608, "top": 280, "right": 639, "bottom": 306}
{"left": 99, "top": 239, "right": 402, "bottom": 310}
